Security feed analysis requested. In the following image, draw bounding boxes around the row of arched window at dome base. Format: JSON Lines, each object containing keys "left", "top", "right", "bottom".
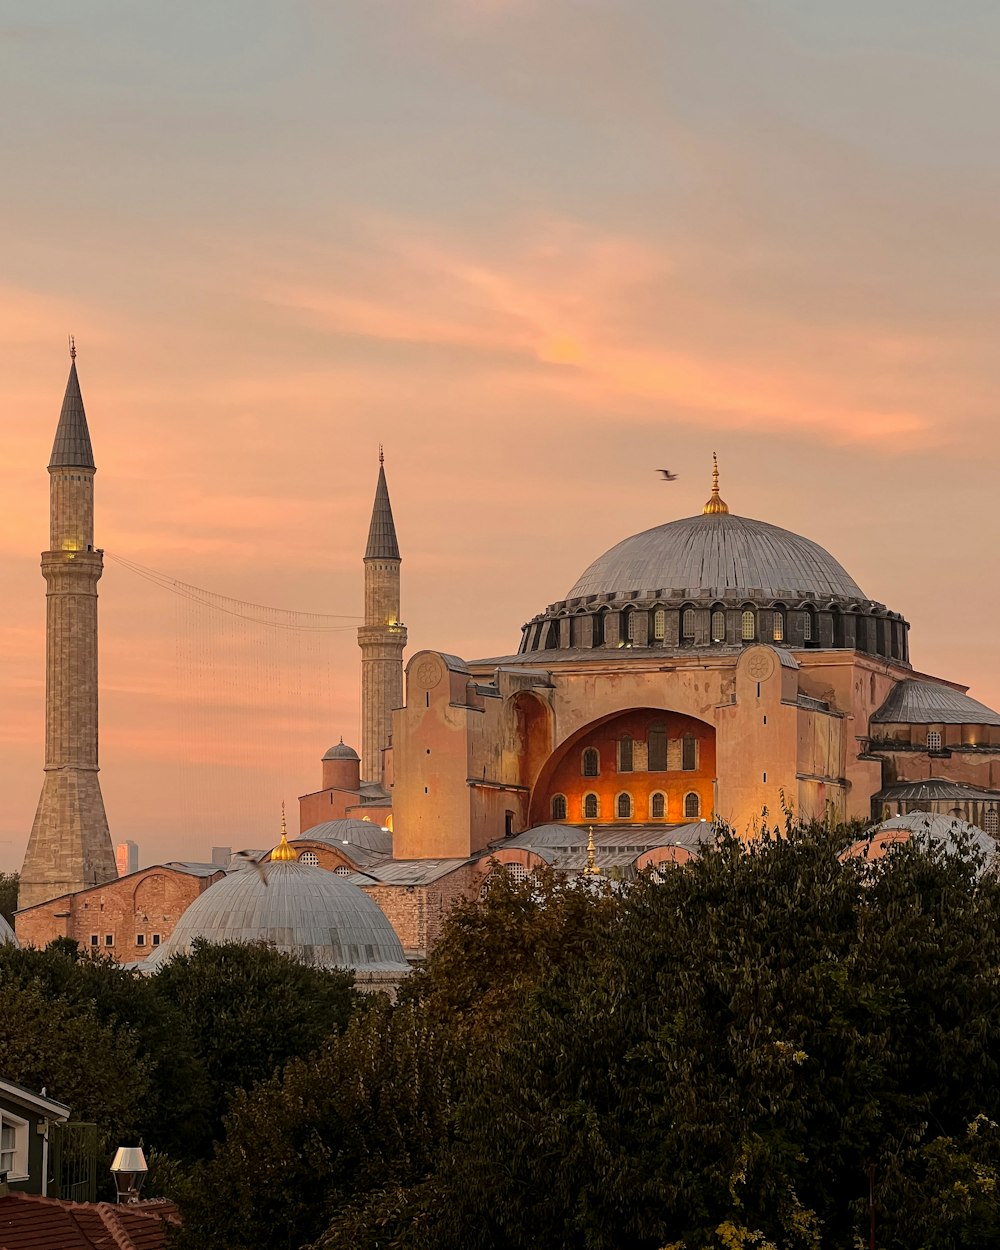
{"left": 551, "top": 792, "right": 702, "bottom": 821}
{"left": 520, "top": 600, "right": 909, "bottom": 664}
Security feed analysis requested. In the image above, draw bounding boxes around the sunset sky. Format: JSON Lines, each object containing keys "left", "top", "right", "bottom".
{"left": 3, "top": 1, "right": 1000, "bottom": 871}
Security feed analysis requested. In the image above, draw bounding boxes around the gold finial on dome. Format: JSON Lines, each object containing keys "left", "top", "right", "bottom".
{"left": 702, "top": 451, "right": 729, "bottom": 515}
{"left": 271, "top": 801, "right": 296, "bottom": 862}
{"left": 583, "top": 826, "right": 600, "bottom": 876}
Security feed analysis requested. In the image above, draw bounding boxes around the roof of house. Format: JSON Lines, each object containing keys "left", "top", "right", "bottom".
{"left": 0, "top": 1192, "right": 178, "bottom": 1250}
{"left": 0, "top": 1079, "right": 69, "bottom": 1121}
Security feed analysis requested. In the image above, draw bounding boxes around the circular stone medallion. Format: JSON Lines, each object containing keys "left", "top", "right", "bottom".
{"left": 746, "top": 650, "right": 775, "bottom": 681}
{"left": 415, "top": 657, "right": 443, "bottom": 689}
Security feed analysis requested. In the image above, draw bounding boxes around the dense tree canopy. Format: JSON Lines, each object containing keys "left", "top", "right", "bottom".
{"left": 170, "top": 827, "right": 1000, "bottom": 1250}
{"left": 0, "top": 871, "right": 18, "bottom": 926}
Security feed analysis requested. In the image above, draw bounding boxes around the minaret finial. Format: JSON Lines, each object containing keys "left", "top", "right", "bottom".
{"left": 583, "top": 826, "right": 600, "bottom": 875}
{"left": 702, "top": 450, "right": 729, "bottom": 515}
{"left": 379, "top": 443, "right": 384, "bottom": 466}
{"left": 68, "top": 335, "right": 76, "bottom": 361}
{"left": 271, "top": 800, "right": 296, "bottom": 861}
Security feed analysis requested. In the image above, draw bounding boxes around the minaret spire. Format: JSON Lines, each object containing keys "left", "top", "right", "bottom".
{"left": 19, "top": 351, "right": 117, "bottom": 913}
{"left": 358, "top": 449, "right": 406, "bottom": 784}
{"left": 702, "top": 450, "right": 729, "bottom": 515}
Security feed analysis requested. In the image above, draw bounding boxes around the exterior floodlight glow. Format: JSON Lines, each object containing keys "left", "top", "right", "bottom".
{"left": 110, "top": 1146, "right": 148, "bottom": 1203}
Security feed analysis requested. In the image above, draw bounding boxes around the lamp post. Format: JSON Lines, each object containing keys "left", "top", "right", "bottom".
{"left": 110, "top": 1146, "right": 148, "bottom": 1204}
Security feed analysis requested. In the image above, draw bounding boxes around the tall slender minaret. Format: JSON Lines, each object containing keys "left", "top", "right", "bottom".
{"left": 19, "top": 346, "right": 117, "bottom": 910}
{"left": 358, "top": 448, "right": 406, "bottom": 785}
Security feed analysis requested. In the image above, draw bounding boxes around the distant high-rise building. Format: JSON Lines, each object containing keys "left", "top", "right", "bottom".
{"left": 19, "top": 348, "right": 117, "bottom": 909}
{"left": 115, "top": 840, "right": 139, "bottom": 876}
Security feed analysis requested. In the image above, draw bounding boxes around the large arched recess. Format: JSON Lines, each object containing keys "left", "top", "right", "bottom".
{"left": 507, "top": 691, "right": 554, "bottom": 791}
{"left": 528, "top": 707, "right": 716, "bottom": 827}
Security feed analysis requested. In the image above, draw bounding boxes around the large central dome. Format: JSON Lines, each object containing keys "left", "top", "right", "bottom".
{"left": 567, "top": 512, "right": 866, "bottom": 602}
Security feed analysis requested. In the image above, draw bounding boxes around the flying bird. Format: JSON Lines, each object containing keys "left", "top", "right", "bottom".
{"left": 232, "top": 849, "right": 269, "bottom": 886}
{"left": 657, "top": 469, "right": 678, "bottom": 481}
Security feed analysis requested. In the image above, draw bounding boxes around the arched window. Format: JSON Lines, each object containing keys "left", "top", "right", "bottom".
{"left": 926, "top": 731, "right": 942, "bottom": 752}
{"left": 298, "top": 851, "right": 319, "bottom": 867}
{"left": 506, "top": 861, "right": 529, "bottom": 884}
{"left": 772, "top": 611, "right": 784, "bottom": 643}
{"left": 648, "top": 725, "right": 667, "bottom": 772}
{"left": 592, "top": 611, "right": 605, "bottom": 647}
{"left": 711, "top": 610, "right": 726, "bottom": 643}
{"left": 802, "top": 610, "right": 813, "bottom": 642}
{"left": 583, "top": 793, "right": 599, "bottom": 820}
{"left": 333, "top": 864, "right": 352, "bottom": 876}
{"left": 682, "top": 734, "right": 697, "bottom": 771}
{"left": 986, "top": 808, "right": 999, "bottom": 837}
{"left": 652, "top": 607, "right": 666, "bottom": 641}
{"left": 684, "top": 792, "right": 701, "bottom": 819}
{"left": 651, "top": 792, "right": 666, "bottom": 819}
{"left": 582, "top": 748, "right": 600, "bottom": 777}
{"left": 616, "top": 792, "right": 632, "bottom": 819}
{"left": 741, "top": 609, "right": 756, "bottom": 642}
{"left": 681, "top": 608, "right": 696, "bottom": 641}
{"left": 551, "top": 794, "right": 567, "bottom": 821}
{"left": 618, "top": 735, "right": 633, "bottom": 773}
{"left": 622, "top": 608, "right": 635, "bottom": 646}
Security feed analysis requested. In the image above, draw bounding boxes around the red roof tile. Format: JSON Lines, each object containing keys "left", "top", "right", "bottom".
{"left": 0, "top": 1192, "right": 178, "bottom": 1250}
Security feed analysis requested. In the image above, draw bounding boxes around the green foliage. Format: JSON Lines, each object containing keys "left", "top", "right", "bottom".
{"left": 0, "top": 871, "right": 18, "bottom": 926}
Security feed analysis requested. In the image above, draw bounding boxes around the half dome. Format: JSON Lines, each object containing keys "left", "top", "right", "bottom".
{"left": 567, "top": 512, "right": 865, "bottom": 602}
{"left": 146, "top": 860, "right": 408, "bottom": 972}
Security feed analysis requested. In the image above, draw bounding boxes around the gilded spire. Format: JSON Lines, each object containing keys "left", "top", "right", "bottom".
{"left": 271, "top": 801, "right": 296, "bottom": 862}
{"left": 583, "top": 826, "right": 600, "bottom": 875}
{"left": 702, "top": 451, "right": 729, "bottom": 515}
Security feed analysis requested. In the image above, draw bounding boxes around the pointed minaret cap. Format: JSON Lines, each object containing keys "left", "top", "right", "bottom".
{"left": 49, "top": 339, "right": 95, "bottom": 470}
{"left": 702, "top": 451, "right": 729, "bottom": 515}
{"left": 364, "top": 446, "right": 400, "bottom": 560}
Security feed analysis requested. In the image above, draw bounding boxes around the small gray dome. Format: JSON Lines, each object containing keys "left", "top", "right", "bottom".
{"left": 300, "top": 819, "right": 392, "bottom": 855}
{"left": 568, "top": 513, "right": 865, "bottom": 602}
{"left": 872, "top": 679, "right": 1000, "bottom": 726}
{"left": 0, "top": 913, "right": 18, "bottom": 947}
{"left": 323, "top": 740, "right": 360, "bottom": 761}
{"left": 147, "top": 860, "right": 408, "bottom": 972}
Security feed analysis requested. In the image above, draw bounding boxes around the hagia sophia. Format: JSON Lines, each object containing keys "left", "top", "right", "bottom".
{"left": 13, "top": 356, "right": 1000, "bottom": 970}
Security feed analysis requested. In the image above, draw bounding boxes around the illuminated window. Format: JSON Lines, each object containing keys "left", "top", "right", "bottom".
{"left": 772, "top": 612, "right": 784, "bottom": 642}
{"left": 682, "top": 734, "right": 697, "bottom": 771}
{"left": 582, "top": 748, "right": 600, "bottom": 777}
{"left": 551, "top": 794, "right": 567, "bottom": 821}
{"left": 653, "top": 607, "right": 666, "bottom": 641}
{"left": 927, "top": 731, "right": 942, "bottom": 752}
{"left": 681, "top": 608, "right": 695, "bottom": 641}
{"left": 741, "top": 610, "right": 756, "bottom": 642}
{"left": 618, "top": 735, "right": 633, "bottom": 773}
{"left": 648, "top": 726, "right": 667, "bottom": 772}
{"left": 298, "top": 851, "right": 319, "bottom": 866}
{"left": 651, "top": 792, "right": 666, "bottom": 819}
{"left": 616, "top": 792, "right": 632, "bottom": 819}
{"left": 684, "top": 792, "right": 701, "bottom": 819}
{"left": 711, "top": 610, "right": 726, "bottom": 643}
{"left": 583, "top": 793, "right": 599, "bottom": 820}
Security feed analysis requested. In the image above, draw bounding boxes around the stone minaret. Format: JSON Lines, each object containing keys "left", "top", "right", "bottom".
{"left": 19, "top": 348, "right": 117, "bottom": 910}
{"left": 358, "top": 449, "right": 406, "bottom": 784}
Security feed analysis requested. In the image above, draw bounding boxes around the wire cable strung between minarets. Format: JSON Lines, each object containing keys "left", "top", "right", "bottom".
{"left": 104, "top": 553, "right": 363, "bottom": 631}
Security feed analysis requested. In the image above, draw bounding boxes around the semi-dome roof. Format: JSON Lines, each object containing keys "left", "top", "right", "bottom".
{"left": 146, "top": 860, "right": 408, "bottom": 973}
{"left": 872, "top": 679, "right": 1000, "bottom": 726}
{"left": 567, "top": 512, "right": 865, "bottom": 602}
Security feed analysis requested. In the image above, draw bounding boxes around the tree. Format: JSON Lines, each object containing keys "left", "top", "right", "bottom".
{"left": 0, "top": 872, "right": 17, "bottom": 927}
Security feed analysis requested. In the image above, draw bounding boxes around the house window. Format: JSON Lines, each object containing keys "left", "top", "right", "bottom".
{"left": 136, "top": 934, "right": 145, "bottom": 947}
{"left": 551, "top": 794, "right": 567, "bottom": 821}
{"left": 682, "top": 735, "right": 697, "bottom": 771}
{"left": 618, "top": 735, "right": 633, "bottom": 773}
{"left": 582, "top": 748, "right": 600, "bottom": 777}
{"left": 652, "top": 607, "right": 666, "bottom": 641}
{"left": 651, "top": 792, "right": 666, "bottom": 819}
{"left": 986, "top": 809, "right": 999, "bottom": 837}
{"left": 681, "top": 608, "right": 695, "bottom": 641}
{"left": 927, "top": 731, "right": 942, "bottom": 752}
{"left": 648, "top": 726, "right": 667, "bottom": 772}
{"left": 151, "top": 934, "right": 161, "bottom": 946}
{"left": 0, "top": 1113, "right": 28, "bottom": 1180}
{"left": 684, "top": 792, "right": 701, "bottom": 819}
{"left": 104, "top": 934, "right": 113, "bottom": 947}
{"left": 90, "top": 934, "right": 98, "bottom": 947}
{"left": 616, "top": 793, "right": 632, "bottom": 819}
{"left": 741, "top": 610, "right": 756, "bottom": 641}
{"left": 711, "top": 610, "right": 726, "bottom": 643}
{"left": 334, "top": 865, "right": 352, "bottom": 876}
{"left": 583, "top": 793, "right": 599, "bottom": 820}
{"left": 298, "top": 851, "right": 319, "bottom": 866}
{"left": 772, "top": 612, "right": 784, "bottom": 642}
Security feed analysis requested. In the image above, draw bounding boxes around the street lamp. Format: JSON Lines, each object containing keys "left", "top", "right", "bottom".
{"left": 110, "top": 1146, "right": 148, "bottom": 1204}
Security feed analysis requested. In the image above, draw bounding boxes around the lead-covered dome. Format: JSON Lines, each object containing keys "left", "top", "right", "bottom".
{"left": 145, "top": 859, "right": 409, "bottom": 973}
{"left": 568, "top": 512, "right": 865, "bottom": 602}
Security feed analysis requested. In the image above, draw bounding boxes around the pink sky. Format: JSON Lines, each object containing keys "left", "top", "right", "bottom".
{"left": 3, "top": 2, "right": 1000, "bottom": 870}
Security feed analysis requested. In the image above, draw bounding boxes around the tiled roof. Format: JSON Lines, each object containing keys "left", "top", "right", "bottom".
{"left": 48, "top": 361, "right": 95, "bottom": 470}
{"left": 0, "top": 1192, "right": 178, "bottom": 1250}
{"left": 872, "top": 678, "right": 1000, "bottom": 726}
